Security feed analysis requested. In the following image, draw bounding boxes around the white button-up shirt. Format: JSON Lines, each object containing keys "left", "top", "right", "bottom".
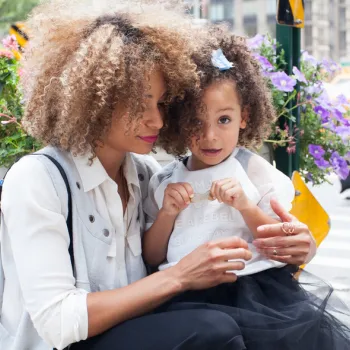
{"left": 0, "top": 147, "right": 160, "bottom": 350}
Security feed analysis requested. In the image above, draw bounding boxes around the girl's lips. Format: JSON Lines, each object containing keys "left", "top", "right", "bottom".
{"left": 201, "top": 149, "right": 222, "bottom": 157}
{"left": 139, "top": 135, "right": 158, "bottom": 144}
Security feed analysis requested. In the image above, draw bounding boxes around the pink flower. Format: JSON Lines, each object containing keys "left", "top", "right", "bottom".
{"left": 0, "top": 49, "right": 14, "bottom": 59}
{"left": 2, "top": 35, "right": 19, "bottom": 51}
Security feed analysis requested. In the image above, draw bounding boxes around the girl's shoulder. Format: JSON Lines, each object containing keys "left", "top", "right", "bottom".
{"left": 234, "top": 148, "right": 292, "bottom": 187}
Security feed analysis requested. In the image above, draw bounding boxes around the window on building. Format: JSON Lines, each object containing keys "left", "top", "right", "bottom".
{"left": 243, "top": 15, "right": 257, "bottom": 37}
{"left": 339, "top": 7, "right": 346, "bottom": 31}
{"left": 243, "top": 0, "right": 258, "bottom": 16}
{"left": 304, "top": 25, "right": 312, "bottom": 49}
{"left": 304, "top": 0, "right": 312, "bottom": 22}
{"left": 339, "top": 31, "right": 347, "bottom": 52}
{"left": 267, "top": 14, "right": 276, "bottom": 38}
{"left": 266, "top": 0, "right": 276, "bottom": 15}
{"left": 209, "top": 0, "right": 234, "bottom": 28}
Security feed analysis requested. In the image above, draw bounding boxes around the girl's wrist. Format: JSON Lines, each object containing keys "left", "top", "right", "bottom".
{"left": 158, "top": 208, "right": 179, "bottom": 221}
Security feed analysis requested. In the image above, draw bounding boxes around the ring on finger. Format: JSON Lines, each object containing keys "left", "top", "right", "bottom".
{"left": 281, "top": 222, "right": 296, "bottom": 236}
{"left": 273, "top": 249, "right": 278, "bottom": 256}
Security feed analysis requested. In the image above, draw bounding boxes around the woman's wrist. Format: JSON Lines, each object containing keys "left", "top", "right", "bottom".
{"left": 165, "top": 264, "right": 189, "bottom": 293}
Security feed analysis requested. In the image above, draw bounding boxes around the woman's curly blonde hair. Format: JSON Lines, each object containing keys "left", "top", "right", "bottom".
{"left": 158, "top": 27, "right": 276, "bottom": 157}
{"left": 22, "top": 0, "right": 200, "bottom": 155}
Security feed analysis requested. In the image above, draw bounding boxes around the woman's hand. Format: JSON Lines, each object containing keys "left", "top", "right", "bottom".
{"left": 253, "top": 198, "right": 317, "bottom": 266}
{"left": 169, "top": 237, "right": 252, "bottom": 291}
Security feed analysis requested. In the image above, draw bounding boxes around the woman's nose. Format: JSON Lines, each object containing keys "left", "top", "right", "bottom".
{"left": 145, "top": 108, "right": 164, "bottom": 130}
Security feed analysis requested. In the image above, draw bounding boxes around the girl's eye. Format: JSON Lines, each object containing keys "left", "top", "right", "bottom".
{"left": 219, "top": 116, "right": 231, "bottom": 124}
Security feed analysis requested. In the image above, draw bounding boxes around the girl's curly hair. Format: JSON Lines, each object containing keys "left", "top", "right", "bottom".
{"left": 21, "top": 0, "right": 200, "bottom": 155}
{"left": 159, "top": 27, "right": 276, "bottom": 157}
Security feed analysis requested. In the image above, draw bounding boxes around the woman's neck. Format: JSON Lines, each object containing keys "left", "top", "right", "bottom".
{"left": 95, "top": 145, "right": 126, "bottom": 181}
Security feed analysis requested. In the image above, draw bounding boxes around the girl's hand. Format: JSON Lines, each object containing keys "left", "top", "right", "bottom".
{"left": 170, "top": 236, "right": 252, "bottom": 290}
{"left": 161, "top": 182, "right": 194, "bottom": 217}
{"left": 210, "top": 178, "right": 251, "bottom": 211}
{"left": 253, "top": 198, "right": 316, "bottom": 265}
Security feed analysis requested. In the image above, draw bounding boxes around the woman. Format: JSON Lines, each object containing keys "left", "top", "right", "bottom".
{"left": 0, "top": 1, "right": 316, "bottom": 349}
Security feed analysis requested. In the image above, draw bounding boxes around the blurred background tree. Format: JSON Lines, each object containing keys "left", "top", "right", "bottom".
{"left": 0, "top": 0, "right": 40, "bottom": 36}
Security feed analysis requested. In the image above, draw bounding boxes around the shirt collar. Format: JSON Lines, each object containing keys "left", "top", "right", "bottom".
{"left": 72, "top": 152, "right": 140, "bottom": 193}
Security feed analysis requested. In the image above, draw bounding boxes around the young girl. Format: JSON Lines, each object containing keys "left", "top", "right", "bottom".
{"left": 143, "top": 31, "right": 350, "bottom": 349}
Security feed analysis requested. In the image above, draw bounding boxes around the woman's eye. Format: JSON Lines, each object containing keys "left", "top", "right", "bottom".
{"left": 219, "top": 116, "right": 231, "bottom": 124}
{"left": 157, "top": 102, "right": 165, "bottom": 109}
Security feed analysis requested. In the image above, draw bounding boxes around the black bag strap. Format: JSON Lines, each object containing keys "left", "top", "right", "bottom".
{"left": 0, "top": 154, "right": 74, "bottom": 269}
{"left": 36, "top": 154, "right": 74, "bottom": 270}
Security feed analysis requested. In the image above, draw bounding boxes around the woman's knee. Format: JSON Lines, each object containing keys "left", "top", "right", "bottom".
{"left": 192, "top": 309, "right": 245, "bottom": 349}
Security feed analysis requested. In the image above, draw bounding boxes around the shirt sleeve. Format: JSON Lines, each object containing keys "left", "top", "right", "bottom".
{"left": 143, "top": 172, "right": 161, "bottom": 231}
{"left": 1, "top": 156, "right": 88, "bottom": 349}
{"left": 246, "top": 153, "right": 296, "bottom": 220}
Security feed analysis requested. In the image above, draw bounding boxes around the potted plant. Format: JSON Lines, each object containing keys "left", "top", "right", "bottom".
{"left": 0, "top": 35, "right": 40, "bottom": 177}
{"left": 248, "top": 34, "right": 350, "bottom": 185}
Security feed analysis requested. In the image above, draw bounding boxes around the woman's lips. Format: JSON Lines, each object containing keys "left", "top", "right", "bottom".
{"left": 138, "top": 135, "right": 158, "bottom": 144}
{"left": 201, "top": 149, "right": 222, "bottom": 157}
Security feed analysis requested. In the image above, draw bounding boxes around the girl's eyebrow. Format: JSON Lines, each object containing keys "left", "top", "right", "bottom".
{"left": 216, "top": 107, "right": 235, "bottom": 113}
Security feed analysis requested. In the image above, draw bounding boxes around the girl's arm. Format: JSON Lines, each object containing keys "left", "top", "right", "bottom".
{"left": 142, "top": 209, "right": 177, "bottom": 266}
{"left": 239, "top": 202, "right": 280, "bottom": 238}
{"left": 143, "top": 182, "right": 194, "bottom": 266}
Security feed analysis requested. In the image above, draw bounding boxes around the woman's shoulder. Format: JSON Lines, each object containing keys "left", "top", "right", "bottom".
{"left": 131, "top": 153, "right": 162, "bottom": 176}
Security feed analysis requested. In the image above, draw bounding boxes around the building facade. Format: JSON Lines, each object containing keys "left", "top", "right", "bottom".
{"left": 190, "top": 0, "right": 350, "bottom": 62}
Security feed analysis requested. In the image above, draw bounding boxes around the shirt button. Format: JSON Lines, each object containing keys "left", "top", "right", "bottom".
{"left": 138, "top": 173, "right": 145, "bottom": 181}
{"left": 89, "top": 215, "right": 95, "bottom": 223}
{"left": 103, "top": 229, "right": 110, "bottom": 237}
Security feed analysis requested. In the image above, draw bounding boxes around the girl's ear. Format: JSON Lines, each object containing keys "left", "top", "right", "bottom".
{"left": 240, "top": 108, "right": 249, "bottom": 129}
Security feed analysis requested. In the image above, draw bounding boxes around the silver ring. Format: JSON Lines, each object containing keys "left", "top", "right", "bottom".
{"left": 281, "top": 222, "right": 296, "bottom": 236}
{"left": 273, "top": 249, "right": 278, "bottom": 256}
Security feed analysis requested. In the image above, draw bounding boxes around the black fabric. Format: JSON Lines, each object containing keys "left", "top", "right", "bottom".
{"left": 159, "top": 267, "right": 350, "bottom": 350}
{"left": 36, "top": 154, "right": 74, "bottom": 269}
{"left": 70, "top": 308, "right": 246, "bottom": 350}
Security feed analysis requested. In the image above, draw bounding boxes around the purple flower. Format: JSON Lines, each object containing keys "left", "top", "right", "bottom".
{"left": 336, "top": 94, "right": 349, "bottom": 105}
{"left": 253, "top": 53, "right": 274, "bottom": 71}
{"left": 306, "top": 172, "right": 314, "bottom": 184}
{"left": 330, "top": 152, "right": 350, "bottom": 180}
{"left": 335, "top": 126, "right": 350, "bottom": 141}
{"left": 301, "top": 51, "right": 318, "bottom": 66}
{"left": 292, "top": 66, "right": 307, "bottom": 84}
{"left": 303, "top": 83, "right": 324, "bottom": 99}
{"left": 247, "top": 34, "right": 266, "bottom": 50}
{"left": 322, "top": 59, "right": 341, "bottom": 73}
{"left": 314, "top": 158, "right": 330, "bottom": 169}
{"left": 270, "top": 72, "right": 296, "bottom": 92}
{"left": 2, "top": 35, "right": 19, "bottom": 51}
{"left": 314, "top": 105, "right": 330, "bottom": 123}
{"left": 331, "top": 108, "right": 346, "bottom": 123}
{"left": 309, "top": 144, "right": 325, "bottom": 159}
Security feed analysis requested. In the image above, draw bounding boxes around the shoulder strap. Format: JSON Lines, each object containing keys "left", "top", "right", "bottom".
{"left": 36, "top": 154, "right": 74, "bottom": 270}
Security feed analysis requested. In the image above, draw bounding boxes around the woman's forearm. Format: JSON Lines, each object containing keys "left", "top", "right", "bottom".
{"left": 142, "top": 210, "right": 177, "bottom": 266}
{"left": 87, "top": 268, "right": 182, "bottom": 337}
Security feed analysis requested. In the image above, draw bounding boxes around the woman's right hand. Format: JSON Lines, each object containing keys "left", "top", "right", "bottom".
{"left": 170, "top": 237, "right": 252, "bottom": 291}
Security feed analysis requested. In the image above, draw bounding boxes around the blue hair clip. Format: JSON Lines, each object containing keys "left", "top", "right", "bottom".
{"left": 211, "top": 48, "right": 233, "bottom": 71}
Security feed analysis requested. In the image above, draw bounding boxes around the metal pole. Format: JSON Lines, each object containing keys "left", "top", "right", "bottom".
{"left": 275, "top": 24, "right": 301, "bottom": 178}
